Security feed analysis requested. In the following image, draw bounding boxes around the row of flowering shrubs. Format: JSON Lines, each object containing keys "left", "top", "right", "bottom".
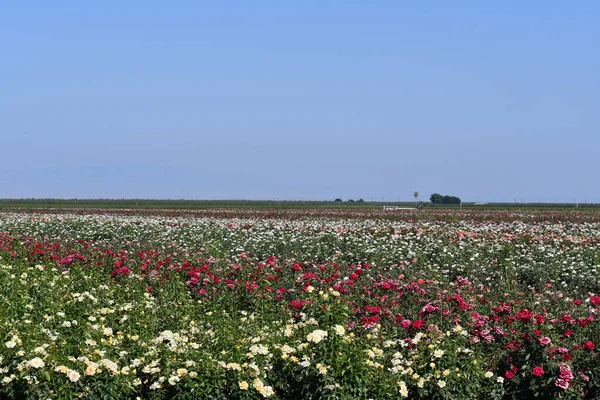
{"left": 0, "top": 211, "right": 598, "bottom": 399}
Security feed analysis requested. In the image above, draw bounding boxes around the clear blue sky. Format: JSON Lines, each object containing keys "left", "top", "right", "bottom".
{"left": 2, "top": 1, "right": 599, "bottom": 202}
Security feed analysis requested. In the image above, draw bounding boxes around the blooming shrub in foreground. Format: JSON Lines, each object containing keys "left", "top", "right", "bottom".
{"left": 0, "top": 211, "right": 598, "bottom": 399}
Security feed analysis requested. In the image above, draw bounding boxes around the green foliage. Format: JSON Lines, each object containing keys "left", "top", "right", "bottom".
{"left": 430, "top": 193, "right": 443, "bottom": 204}
{"left": 430, "top": 193, "right": 461, "bottom": 204}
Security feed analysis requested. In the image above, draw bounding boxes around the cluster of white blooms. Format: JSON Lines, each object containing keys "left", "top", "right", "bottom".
{"left": 217, "top": 361, "right": 242, "bottom": 371}
{"left": 28, "top": 358, "right": 45, "bottom": 369}
{"left": 248, "top": 344, "right": 270, "bottom": 357}
{"left": 253, "top": 378, "right": 275, "bottom": 398}
{"left": 398, "top": 380, "right": 409, "bottom": 397}
{"left": 306, "top": 329, "right": 328, "bottom": 344}
{"left": 54, "top": 366, "right": 81, "bottom": 382}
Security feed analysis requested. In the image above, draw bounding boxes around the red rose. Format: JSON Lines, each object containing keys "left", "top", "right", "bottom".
{"left": 360, "top": 315, "right": 379, "bottom": 327}
{"left": 534, "top": 314, "right": 545, "bottom": 324}
{"left": 505, "top": 371, "right": 515, "bottom": 379}
{"left": 591, "top": 296, "right": 600, "bottom": 306}
{"left": 516, "top": 309, "right": 534, "bottom": 321}
{"left": 289, "top": 300, "right": 307, "bottom": 309}
{"left": 364, "top": 305, "right": 381, "bottom": 314}
{"left": 412, "top": 319, "right": 424, "bottom": 329}
{"left": 532, "top": 366, "right": 544, "bottom": 377}
{"left": 584, "top": 341, "right": 595, "bottom": 350}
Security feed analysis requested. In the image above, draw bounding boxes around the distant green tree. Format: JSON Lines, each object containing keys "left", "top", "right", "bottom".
{"left": 430, "top": 193, "right": 461, "bottom": 205}
{"left": 442, "top": 195, "right": 461, "bottom": 205}
{"left": 347, "top": 199, "right": 355, "bottom": 203}
{"left": 357, "top": 198, "right": 365, "bottom": 203}
{"left": 334, "top": 198, "right": 343, "bottom": 202}
{"left": 430, "top": 193, "right": 443, "bottom": 204}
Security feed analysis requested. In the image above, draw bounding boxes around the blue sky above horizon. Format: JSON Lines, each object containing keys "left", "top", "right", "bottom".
{"left": 2, "top": 1, "right": 599, "bottom": 202}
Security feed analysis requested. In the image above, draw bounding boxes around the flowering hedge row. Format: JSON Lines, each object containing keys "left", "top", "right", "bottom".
{"left": 0, "top": 211, "right": 598, "bottom": 399}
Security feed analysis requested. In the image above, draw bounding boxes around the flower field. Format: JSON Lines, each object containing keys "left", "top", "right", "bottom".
{"left": 0, "top": 209, "right": 599, "bottom": 399}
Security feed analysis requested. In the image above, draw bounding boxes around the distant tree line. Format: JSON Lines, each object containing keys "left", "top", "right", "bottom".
{"left": 334, "top": 199, "right": 365, "bottom": 203}
{"left": 430, "top": 193, "right": 461, "bottom": 205}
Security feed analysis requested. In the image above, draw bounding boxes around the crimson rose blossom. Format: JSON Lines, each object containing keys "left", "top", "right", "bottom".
{"left": 412, "top": 319, "right": 425, "bottom": 329}
{"left": 364, "top": 305, "right": 381, "bottom": 314}
{"left": 289, "top": 300, "right": 307, "bottom": 309}
{"left": 505, "top": 371, "right": 515, "bottom": 379}
{"left": 591, "top": 295, "right": 600, "bottom": 306}
{"left": 532, "top": 366, "right": 544, "bottom": 377}
{"left": 584, "top": 341, "right": 595, "bottom": 350}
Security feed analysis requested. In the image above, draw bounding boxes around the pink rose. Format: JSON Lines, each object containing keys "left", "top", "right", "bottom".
{"left": 555, "top": 378, "right": 570, "bottom": 390}
{"left": 539, "top": 336, "right": 551, "bottom": 346}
